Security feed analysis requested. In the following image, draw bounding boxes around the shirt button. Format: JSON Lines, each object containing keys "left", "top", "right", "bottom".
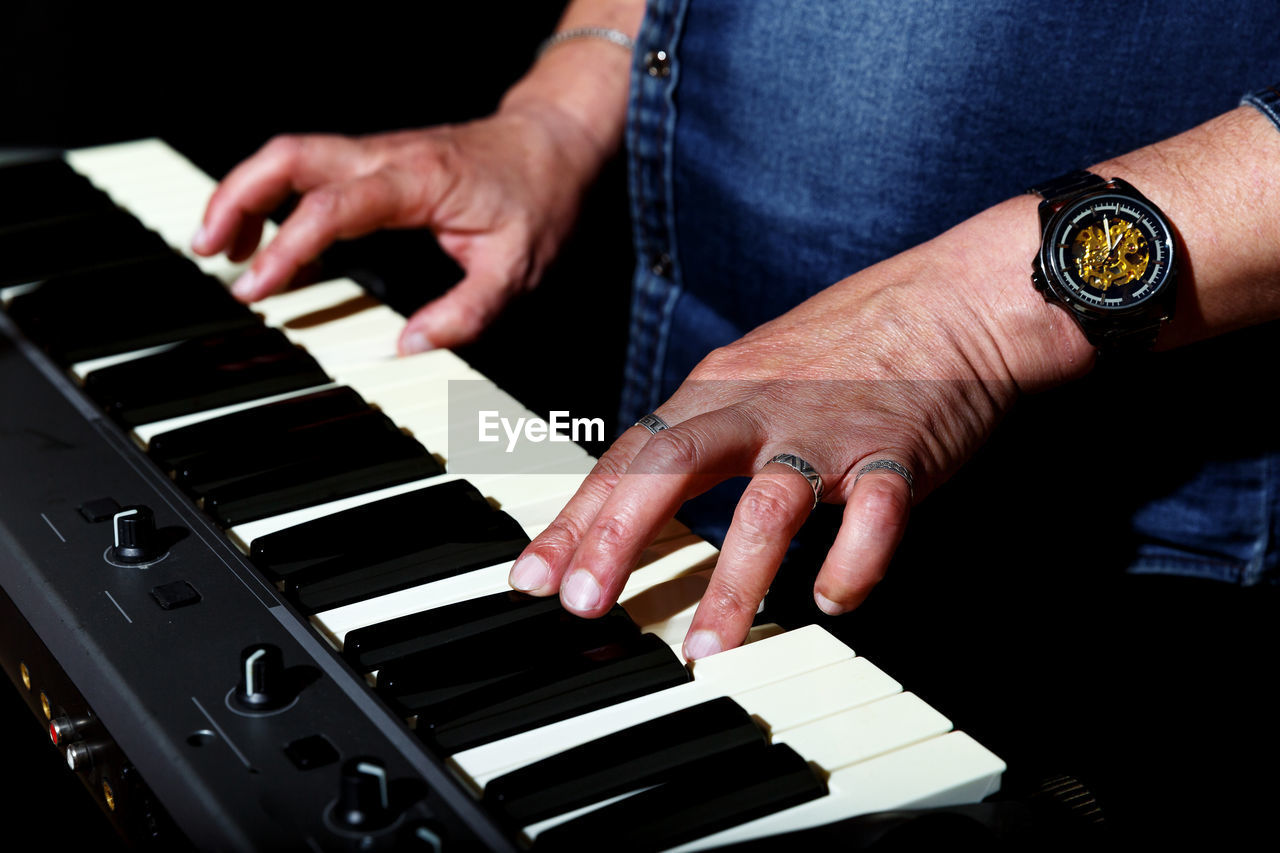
{"left": 644, "top": 49, "right": 672, "bottom": 78}
{"left": 649, "top": 253, "right": 673, "bottom": 278}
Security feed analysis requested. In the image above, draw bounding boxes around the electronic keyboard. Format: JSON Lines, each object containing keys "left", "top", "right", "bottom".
{"left": 0, "top": 139, "right": 1004, "bottom": 850}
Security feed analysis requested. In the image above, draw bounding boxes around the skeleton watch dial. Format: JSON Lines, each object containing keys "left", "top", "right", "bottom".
{"left": 1042, "top": 192, "right": 1175, "bottom": 311}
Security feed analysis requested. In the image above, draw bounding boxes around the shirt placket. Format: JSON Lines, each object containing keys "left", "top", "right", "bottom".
{"left": 619, "top": 0, "right": 690, "bottom": 430}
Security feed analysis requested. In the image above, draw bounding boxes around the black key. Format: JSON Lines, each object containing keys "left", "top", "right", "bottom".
{"left": 82, "top": 326, "right": 329, "bottom": 426}
{"left": 250, "top": 479, "right": 501, "bottom": 581}
{"left": 421, "top": 632, "right": 692, "bottom": 754}
{"left": 282, "top": 503, "right": 524, "bottom": 611}
{"left": 485, "top": 697, "right": 769, "bottom": 826}
{"left": 148, "top": 386, "right": 370, "bottom": 470}
{"left": 530, "top": 743, "right": 827, "bottom": 852}
{"left": 7, "top": 254, "right": 259, "bottom": 364}
{"left": 345, "top": 591, "right": 592, "bottom": 671}
{"left": 0, "top": 158, "right": 115, "bottom": 232}
{"left": 372, "top": 606, "right": 640, "bottom": 712}
{"left": 175, "top": 409, "right": 404, "bottom": 492}
{"left": 204, "top": 432, "right": 446, "bottom": 527}
{"left": 0, "top": 207, "right": 171, "bottom": 288}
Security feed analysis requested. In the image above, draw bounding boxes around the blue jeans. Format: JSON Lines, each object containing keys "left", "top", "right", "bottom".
{"left": 622, "top": 0, "right": 1280, "bottom": 585}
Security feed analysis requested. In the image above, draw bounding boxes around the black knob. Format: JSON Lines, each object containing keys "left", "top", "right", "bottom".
{"left": 234, "top": 643, "right": 287, "bottom": 710}
{"left": 334, "top": 756, "right": 393, "bottom": 831}
{"left": 109, "top": 505, "right": 159, "bottom": 564}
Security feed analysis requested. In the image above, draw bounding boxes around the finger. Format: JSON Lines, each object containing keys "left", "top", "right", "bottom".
{"left": 229, "top": 171, "right": 408, "bottom": 301}
{"left": 507, "top": 425, "right": 658, "bottom": 596}
{"left": 557, "top": 408, "right": 761, "bottom": 618}
{"left": 812, "top": 459, "right": 913, "bottom": 616}
{"left": 397, "top": 257, "right": 517, "bottom": 353}
{"left": 193, "top": 134, "right": 361, "bottom": 258}
{"left": 681, "top": 460, "right": 817, "bottom": 659}
{"left": 226, "top": 215, "right": 266, "bottom": 264}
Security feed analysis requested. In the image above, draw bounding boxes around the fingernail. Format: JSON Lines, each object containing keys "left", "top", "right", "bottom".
{"left": 191, "top": 225, "right": 210, "bottom": 253}
{"left": 815, "top": 592, "right": 846, "bottom": 616}
{"left": 509, "top": 554, "right": 550, "bottom": 592}
{"left": 683, "top": 630, "right": 723, "bottom": 661}
{"left": 231, "top": 270, "right": 258, "bottom": 300}
{"left": 400, "top": 328, "right": 435, "bottom": 354}
{"left": 561, "top": 569, "right": 602, "bottom": 612}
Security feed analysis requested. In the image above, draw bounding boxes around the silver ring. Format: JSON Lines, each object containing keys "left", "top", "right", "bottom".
{"left": 635, "top": 413, "right": 671, "bottom": 435}
{"left": 855, "top": 459, "right": 915, "bottom": 498}
{"left": 768, "top": 453, "right": 824, "bottom": 510}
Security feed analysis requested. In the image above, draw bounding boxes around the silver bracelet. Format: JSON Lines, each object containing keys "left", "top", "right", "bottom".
{"left": 536, "top": 27, "right": 636, "bottom": 59}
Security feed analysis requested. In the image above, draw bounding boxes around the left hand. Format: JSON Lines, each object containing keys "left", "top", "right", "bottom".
{"left": 507, "top": 193, "right": 1095, "bottom": 659}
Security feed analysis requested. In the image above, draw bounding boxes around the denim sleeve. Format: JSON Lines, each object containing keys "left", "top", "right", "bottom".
{"left": 1242, "top": 84, "right": 1280, "bottom": 132}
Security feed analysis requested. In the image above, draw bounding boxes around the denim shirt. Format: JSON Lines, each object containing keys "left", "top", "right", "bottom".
{"left": 623, "top": 0, "right": 1280, "bottom": 585}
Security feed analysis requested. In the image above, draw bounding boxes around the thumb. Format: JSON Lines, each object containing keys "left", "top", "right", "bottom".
{"left": 398, "top": 266, "right": 515, "bottom": 353}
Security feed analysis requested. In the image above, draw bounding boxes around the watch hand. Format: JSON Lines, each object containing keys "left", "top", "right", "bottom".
{"left": 1103, "top": 216, "right": 1112, "bottom": 252}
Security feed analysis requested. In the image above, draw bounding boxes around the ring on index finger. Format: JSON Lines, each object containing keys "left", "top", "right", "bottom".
{"left": 635, "top": 413, "right": 671, "bottom": 435}
{"left": 768, "top": 453, "right": 824, "bottom": 509}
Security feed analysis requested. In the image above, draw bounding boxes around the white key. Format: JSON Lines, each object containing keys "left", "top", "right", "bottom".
{"left": 312, "top": 534, "right": 718, "bottom": 646}
{"left": 448, "top": 625, "right": 855, "bottom": 788}
{"left": 467, "top": 654, "right": 903, "bottom": 794}
{"left": 520, "top": 690, "right": 956, "bottom": 843}
{"left": 671, "top": 731, "right": 1005, "bottom": 852}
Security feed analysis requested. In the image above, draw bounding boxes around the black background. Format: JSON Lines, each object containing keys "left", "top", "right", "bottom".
{"left": 4, "top": 4, "right": 1280, "bottom": 851}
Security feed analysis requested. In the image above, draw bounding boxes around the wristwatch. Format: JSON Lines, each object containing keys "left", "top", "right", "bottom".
{"left": 1029, "top": 170, "right": 1178, "bottom": 353}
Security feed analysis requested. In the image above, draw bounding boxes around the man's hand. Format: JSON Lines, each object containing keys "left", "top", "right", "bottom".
{"left": 508, "top": 193, "right": 1097, "bottom": 659}
{"left": 191, "top": 109, "right": 600, "bottom": 354}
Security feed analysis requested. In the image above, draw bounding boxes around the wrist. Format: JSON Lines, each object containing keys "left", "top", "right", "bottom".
{"left": 946, "top": 193, "right": 1097, "bottom": 392}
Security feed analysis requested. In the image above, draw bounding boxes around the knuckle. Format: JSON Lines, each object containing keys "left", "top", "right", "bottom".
{"left": 856, "top": 475, "right": 911, "bottom": 528}
{"left": 645, "top": 428, "right": 703, "bottom": 472}
{"left": 535, "top": 516, "right": 584, "bottom": 551}
{"left": 736, "top": 479, "right": 796, "bottom": 536}
{"left": 263, "top": 133, "right": 305, "bottom": 163}
{"left": 299, "top": 186, "right": 343, "bottom": 219}
{"left": 590, "top": 513, "right": 633, "bottom": 553}
{"left": 703, "top": 579, "right": 756, "bottom": 622}
{"left": 590, "top": 450, "right": 630, "bottom": 490}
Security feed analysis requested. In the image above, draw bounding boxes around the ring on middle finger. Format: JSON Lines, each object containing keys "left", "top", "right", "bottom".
{"left": 767, "top": 452, "right": 824, "bottom": 510}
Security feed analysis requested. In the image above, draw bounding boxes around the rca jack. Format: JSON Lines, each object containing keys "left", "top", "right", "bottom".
{"left": 19, "top": 661, "right": 31, "bottom": 690}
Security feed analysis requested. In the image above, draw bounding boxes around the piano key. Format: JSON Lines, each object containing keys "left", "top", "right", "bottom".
{"left": 342, "top": 590, "right": 572, "bottom": 671}
{"left": 6, "top": 254, "right": 259, "bottom": 364}
{"left": 668, "top": 731, "right": 1005, "bottom": 852}
{"left": 282, "top": 507, "right": 528, "bottom": 612}
{"left": 256, "top": 280, "right": 405, "bottom": 365}
{"left": 147, "top": 386, "right": 372, "bottom": 470}
{"left": 205, "top": 432, "right": 446, "bottom": 528}
{"left": 65, "top": 139, "right": 273, "bottom": 280}
{"left": 483, "top": 696, "right": 769, "bottom": 826}
{"left": 250, "top": 479, "right": 499, "bottom": 581}
{"left": 521, "top": 691, "right": 958, "bottom": 848}
{"left": 310, "top": 532, "right": 716, "bottom": 649}
{"left": 421, "top": 632, "right": 692, "bottom": 754}
{"left": 82, "top": 326, "right": 330, "bottom": 425}
{"left": 0, "top": 157, "right": 117, "bottom": 232}
{"left": 372, "top": 606, "right": 641, "bottom": 715}
{"left": 528, "top": 743, "right": 825, "bottom": 852}
{"left": 460, "top": 652, "right": 902, "bottom": 797}
{"left": 448, "top": 624, "right": 857, "bottom": 787}
{"left": 174, "top": 408, "right": 408, "bottom": 492}
{"left": 125, "top": 349, "right": 479, "bottom": 447}
{"left": 0, "top": 207, "right": 171, "bottom": 289}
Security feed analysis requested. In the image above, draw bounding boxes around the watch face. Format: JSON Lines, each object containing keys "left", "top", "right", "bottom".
{"left": 1042, "top": 191, "right": 1175, "bottom": 312}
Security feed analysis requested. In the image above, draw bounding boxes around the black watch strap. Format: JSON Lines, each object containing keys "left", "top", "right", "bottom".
{"left": 1027, "top": 170, "right": 1108, "bottom": 208}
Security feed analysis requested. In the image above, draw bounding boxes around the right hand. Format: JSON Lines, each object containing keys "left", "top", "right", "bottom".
{"left": 191, "top": 106, "right": 601, "bottom": 353}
